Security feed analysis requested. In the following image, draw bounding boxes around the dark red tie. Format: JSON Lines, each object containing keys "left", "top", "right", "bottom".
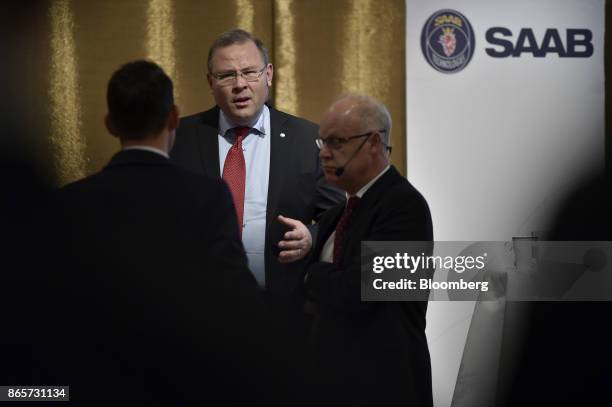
{"left": 333, "top": 196, "right": 360, "bottom": 264}
{"left": 222, "top": 127, "right": 249, "bottom": 236}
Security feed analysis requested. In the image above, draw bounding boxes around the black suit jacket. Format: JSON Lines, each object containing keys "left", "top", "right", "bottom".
{"left": 170, "top": 105, "right": 342, "bottom": 297}
{"left": 304, "top": 166, "right": 434, "bottom": 404}
{"left": 40, "top": 150, "right": 280, "bottom": 404}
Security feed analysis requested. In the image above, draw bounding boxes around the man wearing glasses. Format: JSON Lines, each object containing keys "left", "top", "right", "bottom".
{"left": 304, "top": 94, "right": 434, "bottom": 404}
{"left": 171, "top": 30, "right": 341, "bottom": 315}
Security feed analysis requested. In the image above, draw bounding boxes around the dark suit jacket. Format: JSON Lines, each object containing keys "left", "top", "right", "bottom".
{"left": 170, "top": 105, "right": 342, "bottom": 297}
{"left": 40, "top": 150, "right": 281, "bottom": 404}
{"left": 304, "top": 166, "right": 434, "bottom": 404}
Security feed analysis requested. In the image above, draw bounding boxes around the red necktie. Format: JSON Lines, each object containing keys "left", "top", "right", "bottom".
{"left": 222, "top": 127, "right": 249, "bottom": 236}
{"left": 333, "top": 196, "right": 361, "bottom": 264}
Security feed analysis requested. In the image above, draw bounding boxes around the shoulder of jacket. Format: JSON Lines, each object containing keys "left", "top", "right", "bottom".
{"left": 269, "top": 106, "right": 318, "bottom": 130}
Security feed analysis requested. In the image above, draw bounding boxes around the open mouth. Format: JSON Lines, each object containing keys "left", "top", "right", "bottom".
{"left": 233, "top": 97, "right": 251, "bottom": 107}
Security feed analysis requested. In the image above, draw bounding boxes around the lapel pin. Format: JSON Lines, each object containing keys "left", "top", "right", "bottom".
{"left": 280, "top": 132, "right": 286, "bottom": 138}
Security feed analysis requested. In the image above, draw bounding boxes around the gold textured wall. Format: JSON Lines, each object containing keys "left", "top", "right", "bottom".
{"left": 39, "top": 0, "right": 406, "bottom": 184}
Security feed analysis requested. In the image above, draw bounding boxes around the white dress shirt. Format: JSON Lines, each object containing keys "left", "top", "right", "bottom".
{"left": 122, "top": 145, "right": 169, "bottom": 159}
{"left": 218, "top": 106, "right": 271, "bottom": 286}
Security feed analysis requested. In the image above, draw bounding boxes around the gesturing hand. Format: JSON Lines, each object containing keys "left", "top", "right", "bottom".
{"left": 277, "top": 215, "right": 312, "bottom": 264}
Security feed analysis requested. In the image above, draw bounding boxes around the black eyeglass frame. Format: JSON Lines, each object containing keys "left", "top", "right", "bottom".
{"left": 316, "top": 129, "right": 387, "bottom": 150}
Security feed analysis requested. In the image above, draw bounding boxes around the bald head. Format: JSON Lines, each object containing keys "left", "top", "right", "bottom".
{"left": 321, "top": 93, "right": 392, "bottom": 151}
{"left": 318, "top": 94, "right": 393, "bottom": 194}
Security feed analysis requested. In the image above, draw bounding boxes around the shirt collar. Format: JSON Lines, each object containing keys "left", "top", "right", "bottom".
{"left": 122, "top": 145, "right": 169, "bottom": 159}
{"left": 218, "top": 105, "right": 269, "bottom": 139}
{"left": 347, "top": 165, "right": 391, "bottom": 200}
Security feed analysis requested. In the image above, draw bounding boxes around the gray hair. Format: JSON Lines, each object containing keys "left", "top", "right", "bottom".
{"left": 340, "top": 93, "right": 392, "bottom": 149}
{"left": 207, "top": 29, "right": 270, "bottom": 73}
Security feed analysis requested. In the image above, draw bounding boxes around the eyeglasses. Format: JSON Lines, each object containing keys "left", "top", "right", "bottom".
{"left": 209, "top": 66, "right": 267, "bottom": 85}
{"left": 316, "top": 129, "right": 386, "bottom": 150}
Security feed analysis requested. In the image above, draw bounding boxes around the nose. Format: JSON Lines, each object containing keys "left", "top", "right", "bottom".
{"left": 232, "top": 73, "right": 249, "bottom": 89}
{"left": 319, "top": 144, "right": 332, "bottom": 160}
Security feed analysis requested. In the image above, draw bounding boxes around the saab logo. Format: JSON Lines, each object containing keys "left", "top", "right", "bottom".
{"left": 485, "top": 28, "right": 593, "bottom": 57}
{"left": 421, "top": 9, "right": 475, "bottom": 74}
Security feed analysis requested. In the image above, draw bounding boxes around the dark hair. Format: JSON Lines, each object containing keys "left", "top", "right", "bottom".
{"left": 106, "top": 60, "right": 174, "bottom": 140}
{"left": 207, "top": 29, "right": 269, "bottom": 73}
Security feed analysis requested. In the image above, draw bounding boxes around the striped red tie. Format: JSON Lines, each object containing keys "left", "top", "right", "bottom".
{"left": 222, "top": 126, "right": 249, "bottom": 236}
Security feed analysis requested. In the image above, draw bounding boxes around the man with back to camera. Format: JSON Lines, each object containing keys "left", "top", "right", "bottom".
{"left": 170, "top": 29, "right": 342, "bottom": 301}
{"left": 303, "top": 94, "right": 434, "bottom": 404}
{"left": 46, "top": 60, "right": 280, "bottom": 403}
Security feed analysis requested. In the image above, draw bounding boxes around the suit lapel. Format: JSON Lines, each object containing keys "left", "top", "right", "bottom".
{"left": 357, "top": 166, "right": 401, "bottom": 210}
{"left": 196, "top": 107, "right": 221, "bottom": 177}
{"left": 333, "top": 166, "right": 402, "bottom": 263}
{"left": 266, "top": 107, "right": 295, "bottom": 223}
